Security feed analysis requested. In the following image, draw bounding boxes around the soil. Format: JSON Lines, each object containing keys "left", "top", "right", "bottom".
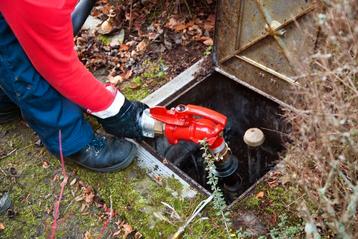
{"left": 161, "top": 41, "right": 207, "bottom": 81}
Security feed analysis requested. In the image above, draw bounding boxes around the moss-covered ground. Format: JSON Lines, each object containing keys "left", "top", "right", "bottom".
{"left": 0, "top": 120, "right": 227, "bottom": 238}
{"left": 0, "top": 123, "right": 106, "bottom": 238}
{"left": 230, "top": 172, "right": 305, "bottom": 238}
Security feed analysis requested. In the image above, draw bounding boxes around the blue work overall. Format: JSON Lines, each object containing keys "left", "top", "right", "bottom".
{"left": 0, "top": 14, "right": 93, "bottom": 156}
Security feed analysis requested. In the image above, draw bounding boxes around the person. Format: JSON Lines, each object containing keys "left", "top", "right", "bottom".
{"left": 0, "top": 0, "right": 148, "bottom": 172}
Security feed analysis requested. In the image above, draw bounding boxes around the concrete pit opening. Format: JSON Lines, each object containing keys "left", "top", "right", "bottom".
{"left": 143, "top": 71, "right": 289, "bottom": 204}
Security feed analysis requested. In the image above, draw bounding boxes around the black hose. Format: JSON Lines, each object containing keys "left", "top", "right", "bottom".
{"left": 71, "top": 0, "right": 97, "bottom": 36}
{"left": 190, "top": 154, "right": 200, "bottom": 182}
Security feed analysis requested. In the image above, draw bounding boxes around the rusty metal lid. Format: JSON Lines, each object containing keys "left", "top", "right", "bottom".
{"left": 214, "top": 0, "right": 318, "bottom": 105}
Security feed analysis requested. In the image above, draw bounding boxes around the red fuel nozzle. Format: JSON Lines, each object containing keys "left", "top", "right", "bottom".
{"left": 149, "top": 104, "right": 227, "bottom": 151}
{"left": 147, "top": 104, "right": 241, "bottom": 194}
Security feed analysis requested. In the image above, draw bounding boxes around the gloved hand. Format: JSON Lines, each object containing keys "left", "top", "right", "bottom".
{"left": 97, "top": 98, "right": 149, "bottom": 139}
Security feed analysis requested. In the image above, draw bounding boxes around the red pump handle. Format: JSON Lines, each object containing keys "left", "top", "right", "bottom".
{"left": 150, "top": 104, "right": 227, "bottom": 127}
{"left": 150, "top": 104, "right": 227, "bottom": 148}
{"left": 180, "top": 104, "right": 227, "bottom": 126}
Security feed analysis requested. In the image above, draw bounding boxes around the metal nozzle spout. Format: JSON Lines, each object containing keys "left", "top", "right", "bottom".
{"left": 212, "top": 143, "right": 242, "bottom": 194}
{"left": 140, "top": 109, "right": 165, "bottom": 138}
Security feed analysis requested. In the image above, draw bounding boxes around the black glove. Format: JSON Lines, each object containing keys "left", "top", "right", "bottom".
{"left": 97, "top": 99, "right": 149, "bottom": 139}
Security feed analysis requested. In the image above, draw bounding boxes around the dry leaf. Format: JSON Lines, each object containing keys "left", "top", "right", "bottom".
{"left": 80, "top": 203, "right": 87, "bottom": 212}
{"left": 148, "top": 32, "right": 160, "bottom": 40}
{"left": 110, "top": 29, "right": 125, "bottom": 47}
{"left": 174, "top": 23, "right": 187, "bottom": 32}
{"left": 203, "top": 14, "right": 215, "bottom": 31}
{"left": 126, "top": 40, "right": 136, "bottom": 47}
{"left": 122, "top": 223, "right": 134, "bottom": 237}
{"left": 85, "top": 192, "right": 95, "bottom": 204}
{"left": 136, "top": 40, "right": 148, "bottom": 53}
{"left": 42, "top": 161, "right": 50, "bottom": 169}
{"left": 165, "top": 17, "right": 180, "bottom": 29}
{"left": 128, "top": 82, "right": 141, "bottom": 90}
{"left": 70, "top": 178, "right": 77, "bottom": 186}
{"left": 134, "top": 231, "right": 143, "bottom": 239}
{"left": 203, "top": 37, "right": 213, "bottom": 46}
{"left": 119, "top": 43, "right": 129, "bottom": 51}
{"left": 108, "top": 75, "right": 123, "bottom": 85}
{"left": 256, "top": 191, "right": 265, "bottom": 199}
{"left": 84, "top": 230, "right": 92, "bottom": 239}
{"left": 75, "top": 195, "right": 84, "bottom": 202}
{"left": 120, "top": 70, "right": 133, "bottom": 81}
{"left": 0, "top": 223, "right": 5, "bottom": 230}
{"left": 113, "top": 229, "right": 121, "bottom": 237}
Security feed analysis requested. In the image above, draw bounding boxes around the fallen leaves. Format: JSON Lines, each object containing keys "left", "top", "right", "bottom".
{"left": 70, "top": 178, "right": 77, "bottom": 186}
{"left": 165, "top": 17, "right": 187, "bottom": 32}
{"left": 113, "top": 220, "right": 143, "bottom": 238}
{"left": 108, "top": 75, "right": 124, "bottom": 85}
{"left": 164, "top": 14, "right": 215, "bottom": 46}
{"left": 83, "top": 230, "right": 92, "bottom": 239}
{"left": 76, "top": 0, "right": 216, "bottom": 85}
{"left": 200, "top": 36, "right": 214, "bottom": 46}
{"left": 136, "top": 39, "right": 148, "bottom": 53}
{"left": 108, "top": 70, "right": 132, "bottom": 85}
{"left": 256, "top": 191, "right": 265, "bottom": 199}
{"left": 267, "top": 171, "right": 282, "bottom": 188}
{"left": 84, "top": 189, "right": 95, "bottom": 204}
{"left": 42, "top": 161, "right": 50, "bottom": 169}
{"left": 71, "top": 182, "right": 97, "bottom": 212}
{"left": 0, "top": 223, "right": 4, "bottom": 230}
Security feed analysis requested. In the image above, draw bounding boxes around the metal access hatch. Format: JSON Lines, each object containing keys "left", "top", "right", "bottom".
{"left": 214, "top": 0, "right": 317, "bottom": 105}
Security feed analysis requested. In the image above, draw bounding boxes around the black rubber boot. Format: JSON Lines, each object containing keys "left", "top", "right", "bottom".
{"left": 67, "top": 133, "right": 136, "bottom": 172}
{"left": 0, "top": 101, "right": 20, "bottom": 124}
{"left": 0, "top": 107, "right": 20, "bottom": 124}
{"left": 0, "top": 90, "right": 20, "bottom": 124}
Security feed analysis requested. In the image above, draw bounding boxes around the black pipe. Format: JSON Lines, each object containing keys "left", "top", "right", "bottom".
{"left": 71, "top": 0, "right": 97, "bottom": 36}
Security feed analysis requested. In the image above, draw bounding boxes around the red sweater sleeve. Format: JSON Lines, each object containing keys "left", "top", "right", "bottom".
{"left": 0, "top": 0, "right": 115, "bottom": 112}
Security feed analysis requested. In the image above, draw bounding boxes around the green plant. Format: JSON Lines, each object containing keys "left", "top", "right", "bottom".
{"left": 199, "top": 139, "right": 232, "bottom": 237}
{"left": 142, "top": 59, "right": 167, "bottom": 80}
{"left": 98, "top": 35, "right": 110, "bottom": 45}
{"left": 203, "top": 45, "right": 213, "bottom": 56}
{"left": 236, "top": 227, "right": 252, "bottom": 238}
{"left": 268, "top": 215, "right": 303, "bottom": 239}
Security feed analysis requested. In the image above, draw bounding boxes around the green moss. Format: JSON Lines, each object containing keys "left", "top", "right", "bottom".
{"left": 133, "top": 76, "right": 142, "bottom": 85}
{"left": 203, "top": 45, "right": 213, "bottom": 56}
{"left": 98, "top": 35, "right": 110, "bottom": 45}
{"left": 74, "top": 162, "right": 228, "bottom": 238}
{"left": 122, "top": 84, "right": 150, "bottom": 100}
{"left": 232, "top": 181, "right": 303, "bottom": 238}
{"left": 0, "top": 123, "right": 110, "bottom": 238}
{"left": 142, "top": 59, "right": 167, "bottom": 80}
{"left": 0, "top": 122, "right": 228, "bottom": 238}
{"left": 244, "top": 196, "right": 261, "bottom": 210}
{"left": 120, "top": 59, "right": 167, "bottom": 101}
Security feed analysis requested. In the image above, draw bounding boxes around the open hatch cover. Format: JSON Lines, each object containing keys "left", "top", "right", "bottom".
{"left": 214, "top": 0, "right": 318, "bottom": 104}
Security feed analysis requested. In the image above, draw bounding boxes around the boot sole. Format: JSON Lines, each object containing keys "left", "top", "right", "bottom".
{"left": 0, "top": 110, "right": 20, "bottom": 124}
{"left": 72, "top": 142, "right": 137, "bottom": 173}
